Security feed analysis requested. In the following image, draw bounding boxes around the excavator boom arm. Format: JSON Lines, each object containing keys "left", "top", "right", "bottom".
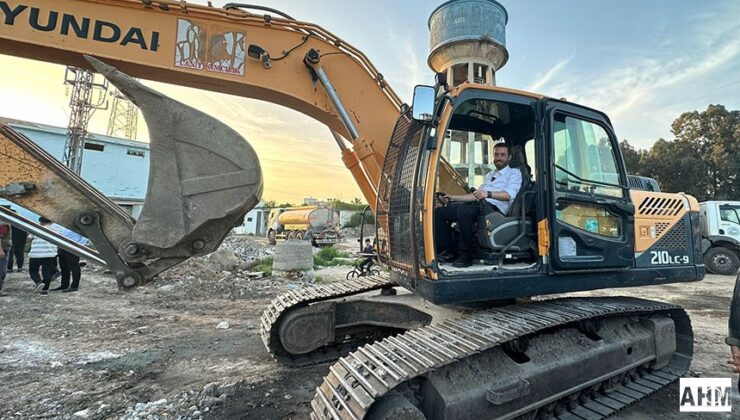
{"left": 0, "top": 0, "right": 404, "bottom": 206}
{"left": 0, "top": 0, "right": 406, "bottom": 286}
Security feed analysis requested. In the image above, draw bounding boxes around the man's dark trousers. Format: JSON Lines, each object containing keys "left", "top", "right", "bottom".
{"left": 58, "top": 249, "right": 81, "bottom": 289}
{"left": 29, "top": 257, "right": 56, "bottom": 287}
{"left": 434, "top": 201, "right": 501, "bottom": 258}
{"left": 8, "top": 229, "right": 28, "bottom": 271}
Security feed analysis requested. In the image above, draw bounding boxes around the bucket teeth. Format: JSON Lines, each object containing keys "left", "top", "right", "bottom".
{"left": 84, "top": 55, "right": 262, "bottom": 256}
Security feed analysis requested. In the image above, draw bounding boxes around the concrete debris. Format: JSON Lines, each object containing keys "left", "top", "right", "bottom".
{"left": 72, "top": 408, "right": 91, "bottom": 418}
{"left": 272, "top": 240, "right": 313, "bottom": 274}
{"left": 216, "top": 321, "right": 230, "bottom": 330}
{"left": 155, "top": 234, "right": 281, "bottom": 300}
{"left": 121, "top": 383, "right": 232, "bottom": 419}
{"left": 207, "top": 249, "right": 242, "bottom": 271}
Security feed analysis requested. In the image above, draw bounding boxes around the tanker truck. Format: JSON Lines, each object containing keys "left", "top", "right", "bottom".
{"left": 266, "top": 206, "right": 343, "bottom": 246}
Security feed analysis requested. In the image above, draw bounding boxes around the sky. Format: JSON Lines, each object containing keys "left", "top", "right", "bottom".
{"left": 1, "top": 0, "right": 739, "bottom": 203}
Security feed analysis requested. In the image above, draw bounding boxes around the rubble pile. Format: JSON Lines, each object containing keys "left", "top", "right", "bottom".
{"left": 115, "top": 382, "right": 236, "bottom": 420}
{"left": 152, "top": 234, "right": 284, "bottom": 299}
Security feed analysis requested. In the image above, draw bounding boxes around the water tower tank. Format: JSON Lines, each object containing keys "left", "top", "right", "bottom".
{"left": 428, "top": 0, "right": 509, "bottom": 86}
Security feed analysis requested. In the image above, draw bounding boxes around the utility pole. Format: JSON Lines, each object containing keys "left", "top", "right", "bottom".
{"left": 63, "top": 67, "right": 108, "bottom": 174}
{"left": 107, "top": 89, "right": 139, "bottom": 140}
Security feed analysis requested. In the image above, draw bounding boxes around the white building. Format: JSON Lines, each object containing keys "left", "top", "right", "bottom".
{"left": 233, "top": 201, "right": 271, "bottom": 235}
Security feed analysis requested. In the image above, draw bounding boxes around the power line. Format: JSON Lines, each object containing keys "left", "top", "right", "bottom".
{"left": 260, "top": 157, "right": 347, "bottom": 169}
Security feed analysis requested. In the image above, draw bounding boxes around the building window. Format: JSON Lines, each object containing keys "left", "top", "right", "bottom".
{"left": 473, "top": 63, "right": 489, "bottom": 84}
{"left": 247, "top": 217, "right": 253, "bottom": 222}
{"left": 127, "top": 149, "right": 145, "bottom": 157}
{"left": 452, "top": 63, "right": 468, "bottom": 85}
{"left": 84, "top": 143, "right": 105, "bottom": 151}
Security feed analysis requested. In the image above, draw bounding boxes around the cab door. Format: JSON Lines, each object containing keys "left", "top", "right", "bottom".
{"left": 545, "top": 101, "right": 635, "bottom": 271}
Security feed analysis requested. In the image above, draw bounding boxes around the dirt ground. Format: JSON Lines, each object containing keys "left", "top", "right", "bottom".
{"left": 1, "top": 236, "right": 738, "bottom": 419}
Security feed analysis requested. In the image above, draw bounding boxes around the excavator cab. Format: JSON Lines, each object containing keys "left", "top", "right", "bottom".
{"left": 377, "top": 84, "right": 703, "bottom": 305}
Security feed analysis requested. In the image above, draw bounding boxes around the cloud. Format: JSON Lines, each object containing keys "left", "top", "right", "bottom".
{"left": 536, "top": 5, "right": 740, "bottom": 148}
{"left": 384, "top": 27, "right": 430, "bottom": 104}
{"left": 527, "top": 52, "right": 575, "bottom": 92}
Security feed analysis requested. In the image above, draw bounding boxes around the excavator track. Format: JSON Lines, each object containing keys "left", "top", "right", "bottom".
{"left": 310, "top": 297, "right": 692, "bottom": 420}
{"left": 260, "top": 275, "right": 394, "bottom": 367}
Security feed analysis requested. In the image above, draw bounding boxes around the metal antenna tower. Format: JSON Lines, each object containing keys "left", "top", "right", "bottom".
{"left": 63, "top": 67, "right": 109, "bottom": 174}
{"left": 107, "top": 90, "right": 139, "bottom": 139}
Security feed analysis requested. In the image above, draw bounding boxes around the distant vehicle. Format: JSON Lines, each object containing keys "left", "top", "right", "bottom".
{"left": 627, "top": 175, "right": 661, "bottom": 192}
{"left": 266, "top": 206, "right": 343, "bottom": 246}
{"left": 700, "top": 201, "right": 740, "bottom": 275}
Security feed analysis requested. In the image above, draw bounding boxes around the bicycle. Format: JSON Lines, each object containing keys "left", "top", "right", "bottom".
{"left": 346, "top": 258, "right": 380, "bottom": 280}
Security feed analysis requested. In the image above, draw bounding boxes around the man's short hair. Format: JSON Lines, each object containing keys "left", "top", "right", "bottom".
{"left": 494, "top": 142, "right": 512, "bottom": 156}
{"left": 365, "top": 238, "right": 371, "bottom": 242}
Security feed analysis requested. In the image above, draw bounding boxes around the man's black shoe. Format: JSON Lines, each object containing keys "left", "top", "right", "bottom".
{"left": 437, "top": 251, "right": 456, "bottom": 263}
{"left": 62, "top": 288, "right": 78, "bottom": 293}
{"left": 452, "top": 257, "right": 472, "bottom": 268}
{"left": 49, "top": 286, "right": 68, "bottom": 292}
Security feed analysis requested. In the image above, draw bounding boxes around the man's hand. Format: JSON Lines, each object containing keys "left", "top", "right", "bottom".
{"left": 436, "top": 192, "right": 449, "bottom": 205}
{"left": 473, "top": 190, "right": 488, "bottom": 200}
{"left": 729, "top": 346, "right": 740, "bottom": 374}
{"left": 0, "top": 248, "right": 4, "bottom": 259}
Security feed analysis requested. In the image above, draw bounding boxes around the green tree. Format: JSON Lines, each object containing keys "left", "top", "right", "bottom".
{"left": 639, "top": 138, "right": 709, "bottom": 199}
{"left": 343, "top": 211, "right": 375, "bottom": 228}
{"left": 619, "top": 140, "right": 644, "bottom": 175}
{"left": 326, "top": 199, "right": 367, "bottom": 211}
{"left": 669, "top": 104, "right": 740, "bottom": 200}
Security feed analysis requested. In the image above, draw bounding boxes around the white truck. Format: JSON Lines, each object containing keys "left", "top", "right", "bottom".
{"left": 700, "top": 201, "right": 740, "bottom": 275}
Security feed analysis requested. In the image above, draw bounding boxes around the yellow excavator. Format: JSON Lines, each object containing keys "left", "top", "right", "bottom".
{"left": 0, "top": 1, "right": 705, "bottom": 418}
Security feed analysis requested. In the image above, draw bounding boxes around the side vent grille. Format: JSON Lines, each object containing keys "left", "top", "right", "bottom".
{"left": 638, "top": 197, "right": 684, "bottom": 216}
{"left": 653, "top": 219, "right": 687, "bottom": 250}
{"left": 655, "top": 222, "right": 670, "bottom": 237}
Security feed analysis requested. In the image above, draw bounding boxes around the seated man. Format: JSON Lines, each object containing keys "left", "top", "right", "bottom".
{"left": 435, "top": 143, "right": 522, "bottom": 268}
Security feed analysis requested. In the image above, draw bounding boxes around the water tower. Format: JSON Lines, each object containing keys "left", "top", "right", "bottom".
{"left": 428, "top": 0, "right": 509, "bottom": 184}
{"left": 428, "top": 0, "right": 509, "bottom": 87}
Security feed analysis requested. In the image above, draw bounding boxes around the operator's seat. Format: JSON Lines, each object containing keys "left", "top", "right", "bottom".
{"left": 476, "top": 148, "right": 536, "bottom": 258}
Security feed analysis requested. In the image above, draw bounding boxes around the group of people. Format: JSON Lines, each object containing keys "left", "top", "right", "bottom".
{"left": 0, "top": 212, "right": 87, "bottom": 297}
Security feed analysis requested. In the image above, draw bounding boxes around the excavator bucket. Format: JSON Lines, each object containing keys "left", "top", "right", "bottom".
{"left": 85, "top": 56, "right": 263, "bottom": 255}
{"left": 0, "top": 56, "right": 262, "bottom": 287}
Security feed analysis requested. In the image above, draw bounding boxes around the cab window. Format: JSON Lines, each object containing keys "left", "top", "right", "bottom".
{"left": 553, "top": 114, "right": 622, "bottom": 198}
{"left": 720, "top": 205, "right": 740, "bottom": 224}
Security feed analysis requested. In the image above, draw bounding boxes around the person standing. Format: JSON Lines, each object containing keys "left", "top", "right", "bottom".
{"left": 7, "top": 216, "right": 28, "bottom": 273}
{"left": 0, "top": 218, "right": 11, "bottom": 297}
{"left": 728, "top": 273, "right": 740, "bottom": 386}
{"left": 51, "top": 224, "right": 88, "bottom": 293}
{"left": 28, "top": 217, "right": 58, "bottom": 295}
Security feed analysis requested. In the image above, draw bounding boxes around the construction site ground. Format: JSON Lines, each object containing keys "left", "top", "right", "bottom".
{"left": 0, "top": 235, "right": 737, "bottom": 419}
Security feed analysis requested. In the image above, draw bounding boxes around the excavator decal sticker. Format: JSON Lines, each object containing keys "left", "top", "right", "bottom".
{"left": 174, "top": 18, "right": 245, "bottom": 76}
{"left": 0, "top": 1, "right": 159, "bottom": 51}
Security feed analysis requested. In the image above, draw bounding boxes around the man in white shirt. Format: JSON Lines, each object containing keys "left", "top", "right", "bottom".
{"left": 435, "top": 143, "right": 522, "bottom": 267}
